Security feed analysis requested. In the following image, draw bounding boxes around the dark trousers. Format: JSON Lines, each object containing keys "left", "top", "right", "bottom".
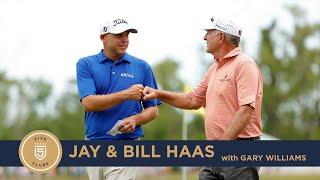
{"left": 199, "top": 167, "right": 259, "bottom": 180}
{"left": 199, "top": 137, "right": 260, "bottom": 180}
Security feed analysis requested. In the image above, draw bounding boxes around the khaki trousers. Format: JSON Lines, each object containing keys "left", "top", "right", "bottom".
{"left": 87, "top": 166, "right": 137, "bottom": 180}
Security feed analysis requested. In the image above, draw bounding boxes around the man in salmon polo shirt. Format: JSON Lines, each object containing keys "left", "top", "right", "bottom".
{"left": 142, "top": 16, "right": 263, "bottom": 180}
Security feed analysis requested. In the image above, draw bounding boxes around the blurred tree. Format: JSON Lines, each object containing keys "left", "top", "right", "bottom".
{"left": 52, "top": 79, "right": 84, "bottom": 139}
{"left": 187, "top": 114, "right": 206, "bottom": 140}
{"left": 11, "top": 78, "right": 53, "bottom": 138}
{"left": 0, "top": 75, "right": 55, "bottom": 139}
{"left": 143, "top": 58, "right": 184, "bottom": 140}
{"left": 0, "top": 74, "right": 85, "bottom": 139}
{"left": 1, "top": 6, "right": 318, "bottom": 141}
{"left": 257, "top": 6, "right": 320, "bottom": 139}
{"left": 0, "top": 72, "right": 15, "bottom": 138}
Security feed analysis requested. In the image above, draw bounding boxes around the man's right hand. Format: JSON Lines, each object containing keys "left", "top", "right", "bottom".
{"left": 122, "top": 84, "right": 144, "bottom": 100}
{"left": 142, "top": 86, "right": 158, "bottom": 100}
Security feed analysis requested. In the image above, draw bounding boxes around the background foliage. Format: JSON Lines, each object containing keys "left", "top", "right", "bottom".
{"left": 0, "top": 7, "right": 319, "bottom": 140}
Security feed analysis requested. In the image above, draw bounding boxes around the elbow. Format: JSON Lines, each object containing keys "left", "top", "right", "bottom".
{"left": 191, "top": 104, "right": 202, "bottom": 110}
{"left": 82, "top": 97, "right": 100, "bottom": 112}
{"left": 150, "top": 107, "right": 159, "bottom": 120}
{"left": 189, "top": 98, "right": 203, "bottom": 110}
{"left": 82, "top": 102, "right": 96, "bottom": 112}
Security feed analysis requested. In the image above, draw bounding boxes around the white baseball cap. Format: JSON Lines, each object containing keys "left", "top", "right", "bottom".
{"left": 203, "top": 16, "right": 242, "bottom": 37}
{"left": 100, "top": 18, "right": 138, "bottom": 35}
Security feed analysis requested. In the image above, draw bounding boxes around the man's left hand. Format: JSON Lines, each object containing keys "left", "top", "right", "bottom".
{"left": 118, "top": 116, "right": 137, "bottom": 133}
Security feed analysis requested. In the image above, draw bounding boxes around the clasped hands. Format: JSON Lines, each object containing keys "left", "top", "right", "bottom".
{"left": 122, "top": 84, "right": 157, "bottom": 101}
{"left": 118, "top": 84, "right": 157, "bottom": 133}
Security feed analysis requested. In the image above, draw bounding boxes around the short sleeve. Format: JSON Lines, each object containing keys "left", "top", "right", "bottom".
{"left": 142, "top": 64, "right": 161, "bottom": 108}
{"left": 236, "top": 61, "right": 259, "bottom": 108}
{"left": 76, "top": 59, "right": 96, "bottom": 101}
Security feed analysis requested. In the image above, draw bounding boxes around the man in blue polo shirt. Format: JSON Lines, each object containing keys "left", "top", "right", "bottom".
{"left": 76, "top": 17, "right": 160, "bottom": 180}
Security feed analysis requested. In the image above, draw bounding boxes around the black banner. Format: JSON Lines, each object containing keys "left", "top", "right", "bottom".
{"left": 2, "top": 140, "right": 320, "bottom": 166}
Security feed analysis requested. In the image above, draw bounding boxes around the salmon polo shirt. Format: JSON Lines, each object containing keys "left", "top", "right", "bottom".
{"left": 189, "top": 47, "right": 263, "bottom": 140}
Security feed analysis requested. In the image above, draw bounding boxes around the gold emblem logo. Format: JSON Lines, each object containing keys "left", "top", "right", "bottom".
{"left": 19, "top": 130, "right": 62, "bottom": 173}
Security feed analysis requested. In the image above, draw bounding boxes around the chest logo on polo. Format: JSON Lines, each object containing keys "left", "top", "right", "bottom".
{"left": 219, "top": 73, "right": 231, "bottom": 82}
{"left": 121, "top": 73, "right": 134, "bottom": 78}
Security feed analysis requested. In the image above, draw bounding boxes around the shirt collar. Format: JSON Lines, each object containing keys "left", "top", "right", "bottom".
{"left": 215, "top": 47, "right": 242, "bottom": 63}
{"left": 97, "top": 50, "right": 131, "bottom": 64}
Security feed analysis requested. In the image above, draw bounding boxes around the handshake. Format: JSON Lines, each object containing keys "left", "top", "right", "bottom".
{"left": 122, "top": 84, "right": 158, "bottom": 101}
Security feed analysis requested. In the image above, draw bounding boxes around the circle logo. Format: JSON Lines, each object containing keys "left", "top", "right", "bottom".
{"left": 19, "top": 130, "right": 62, "bottom": 173}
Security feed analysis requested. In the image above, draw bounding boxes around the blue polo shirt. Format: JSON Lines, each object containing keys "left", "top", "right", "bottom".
{"left": 76, "top": 50, "right": 161, "bottom": 140}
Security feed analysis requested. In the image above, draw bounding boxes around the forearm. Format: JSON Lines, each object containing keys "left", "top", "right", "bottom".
{"left": 130, "top": 106, "right": 158, "bottom": 126}
{"left": 222, "top": 105, "right": 254, "bottom": 140}
{"left": 82, "top": 91, "right": 128, "bottom": 112}
{"left": 157, "top": 90, "right": 198, "bottom": 109}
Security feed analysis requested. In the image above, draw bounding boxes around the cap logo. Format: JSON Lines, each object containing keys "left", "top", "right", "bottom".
{"left": 103, "top": 27, "right": 108, "bottom": 32}
{"left": 216, "top": 24, "right": 227, "bottom": 31}
{"left": 113, "top": 19, "right": 127, "bottom": 27}
{"left": 238, "top": 30, "right": 242, "bottom": 36}
{"left": 210, "top": 17, "right": 215, "bottom": 22}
